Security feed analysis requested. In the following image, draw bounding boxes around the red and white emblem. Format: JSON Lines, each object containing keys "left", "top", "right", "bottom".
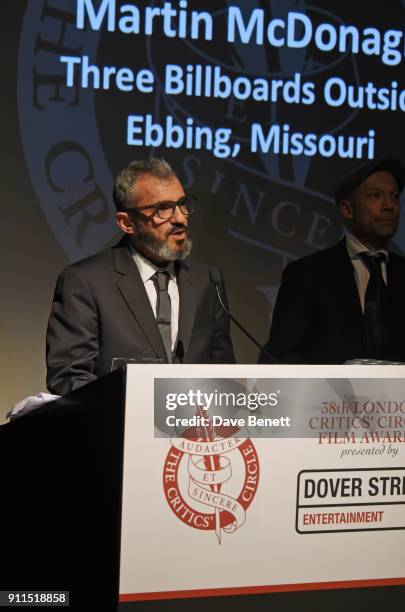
{"left": 163, "top": 409, "right": 260, "bottom": 543}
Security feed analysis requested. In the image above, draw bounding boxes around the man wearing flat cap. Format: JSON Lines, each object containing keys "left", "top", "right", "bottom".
{"left": 260, "top": 157, "right": 405, "bottom": 364}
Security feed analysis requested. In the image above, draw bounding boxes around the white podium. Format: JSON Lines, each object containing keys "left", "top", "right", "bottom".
{"left": 119, "top": 364, "right": 405, "bottom": 604}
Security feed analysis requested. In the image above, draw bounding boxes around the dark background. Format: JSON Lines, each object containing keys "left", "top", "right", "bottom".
{"left": 2, "top": 0, "right": 405, "bottom": 420}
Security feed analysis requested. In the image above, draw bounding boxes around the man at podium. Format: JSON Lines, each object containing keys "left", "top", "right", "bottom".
{"left": 46, "top": 158, "right": 234, "bottom": 395}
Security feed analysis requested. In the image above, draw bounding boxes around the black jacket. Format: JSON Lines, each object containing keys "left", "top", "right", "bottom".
{"left": 260, "top": 239, "right": 405, "bottom": 364}
{"left": 47, "top": 238, "right": 235, "bottom": 394}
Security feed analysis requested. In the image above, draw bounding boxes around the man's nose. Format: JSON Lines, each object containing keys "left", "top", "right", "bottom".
{"left": 382, "top": 193, "right": 396, "bottom": 209}
{"left": 171, "top": 203, "right": 188, "bottom": 224}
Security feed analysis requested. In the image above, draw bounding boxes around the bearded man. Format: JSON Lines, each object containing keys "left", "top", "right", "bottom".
{"left": 46, "top": 158, "right": 234, "bottom": 395}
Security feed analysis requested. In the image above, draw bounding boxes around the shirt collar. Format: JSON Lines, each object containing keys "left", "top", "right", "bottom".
{"left": 346, "top": 233, "right": 389, "bottom": 262}
{"left": 129, "top": 243, "right": 176, "bottom": 283}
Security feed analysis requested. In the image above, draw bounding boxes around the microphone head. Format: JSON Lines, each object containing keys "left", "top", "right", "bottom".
{"left": 173, "top": 339, "right": 184, "bottom": 363}
{"left": 177, "top": 339, "right": 184, "bottom": 358}
{"left": 209, "top": 267, "right": 221, "bottom": 285}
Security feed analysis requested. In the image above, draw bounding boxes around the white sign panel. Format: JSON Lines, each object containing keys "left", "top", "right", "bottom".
{"left": 119, "top": 365, "right": 405, "bottom": 603}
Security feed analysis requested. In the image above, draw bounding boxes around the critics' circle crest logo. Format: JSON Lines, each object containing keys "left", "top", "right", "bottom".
{"left": 163, "top": 419, "right": 259, "bottom": 543}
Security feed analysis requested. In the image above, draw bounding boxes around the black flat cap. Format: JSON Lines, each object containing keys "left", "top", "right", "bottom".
{"left": 335, "top": 156, "right": 405, "bottom": 204}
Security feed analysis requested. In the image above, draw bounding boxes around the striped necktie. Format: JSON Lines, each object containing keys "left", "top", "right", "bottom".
{"left": 153, "top": 270, "right": 172, "bottom": 363}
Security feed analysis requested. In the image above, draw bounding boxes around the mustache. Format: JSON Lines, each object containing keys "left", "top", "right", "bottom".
{"left": 168, "top": 224, "right": 187, "bottom": 234}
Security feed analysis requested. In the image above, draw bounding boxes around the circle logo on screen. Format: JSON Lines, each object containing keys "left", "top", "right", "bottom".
{"left": 162, "top": 415, "right": 259, "bottom": 543}
{"left": 17, "top": 0, "right": 400, "bottom": 294}
{"left": 17, "top": 0, "right": 119, "bottom": 262}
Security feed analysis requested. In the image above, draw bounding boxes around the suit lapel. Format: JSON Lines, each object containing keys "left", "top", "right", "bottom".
{"left": 112, "top": 240, "right": 168, "bottom": 361}
{"left": 387, "top": 253, "right": 405, "bottom": 303}
{"left": 332, "top": 240, "right": 364, "bottom": 326}
{"left": 176, "top": 260, "right": 198, "bottom": 359}
{"left": 326, "top": 239, "right": 363, "bottom": 329}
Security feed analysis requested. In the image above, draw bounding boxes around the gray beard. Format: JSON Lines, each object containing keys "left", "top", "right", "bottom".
{"left": 133, "top": 231, "right": 192, "bottom": 261}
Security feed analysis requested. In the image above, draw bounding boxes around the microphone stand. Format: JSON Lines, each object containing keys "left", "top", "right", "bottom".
{"left": 211, "top": 269, "right": 278, "bottom": 364}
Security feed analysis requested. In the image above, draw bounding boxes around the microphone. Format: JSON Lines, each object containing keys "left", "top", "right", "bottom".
{"left": 173, "top": 338, "right": 184, "bottom": 364}
{"left": 209, "top": 268, "right": 277, "bottom": 364}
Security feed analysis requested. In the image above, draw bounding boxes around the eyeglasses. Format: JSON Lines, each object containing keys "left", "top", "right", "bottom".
{"left": 128, "top": 196, "right": 196, "bottom": 220}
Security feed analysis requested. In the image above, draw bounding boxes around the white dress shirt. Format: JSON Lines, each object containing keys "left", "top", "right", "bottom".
{"left": 130, "top": 246, "right": 179, "bottom": 351}
{"left": 345, "top": 233, "right": 388, "bottom": 313}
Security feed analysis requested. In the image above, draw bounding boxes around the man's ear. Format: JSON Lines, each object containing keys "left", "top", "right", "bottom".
{"left": 116, "top": 211, "right": 136, "bottom": 235}
{"left": 338, "top": 199, "right": 353, "bottom": 221}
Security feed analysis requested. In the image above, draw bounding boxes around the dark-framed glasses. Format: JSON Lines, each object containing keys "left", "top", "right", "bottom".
{"left": 129, "top": 196, "right": 196, "bottom": 220}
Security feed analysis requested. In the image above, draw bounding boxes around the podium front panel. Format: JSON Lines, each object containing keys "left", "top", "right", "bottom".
{"left": 118, "top": 364, "right": 405, "bottom": 604}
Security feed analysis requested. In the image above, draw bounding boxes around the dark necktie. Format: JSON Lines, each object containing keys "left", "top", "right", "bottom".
{"left": 358, "top": 252, "right": 391, "bottom": 359}
{"left": 153, "top": 270, "right": 172, "bottom": 363}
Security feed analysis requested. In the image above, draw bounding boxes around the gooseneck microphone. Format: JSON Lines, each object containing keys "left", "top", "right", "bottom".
{"left": 173, "top": 338, "right": 184, "bottom": 364}
{"left": 209, "top": 268, "right": 278, "bottom": 364}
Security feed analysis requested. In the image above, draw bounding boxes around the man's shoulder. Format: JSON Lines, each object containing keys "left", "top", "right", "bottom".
{"left": 388, "top": 249, "right": 405, "bottom": 265}
{"left": 387, "top": 249, "right": 405, "bottom": 276}
{"left": 177, "top": 257, "right": 217, "bottom": 284}
{"left": 59, "top": 248, "right": 112, "bottom": 277}
{"left": 180, "top": 256, "right": 211, "bottom": 273}
{"left": 56, "top": 239, "right": 129, "bottom": 284}
{"left": 285, "top": 240, "right": 346, "bottom": 274}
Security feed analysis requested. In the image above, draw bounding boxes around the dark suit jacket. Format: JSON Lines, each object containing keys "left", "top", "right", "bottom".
{"left": 47, "top": 239, "right": 235, "bottom": 395}
{"left": 260, "top": 239, "right": 405, "bottom": 364}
